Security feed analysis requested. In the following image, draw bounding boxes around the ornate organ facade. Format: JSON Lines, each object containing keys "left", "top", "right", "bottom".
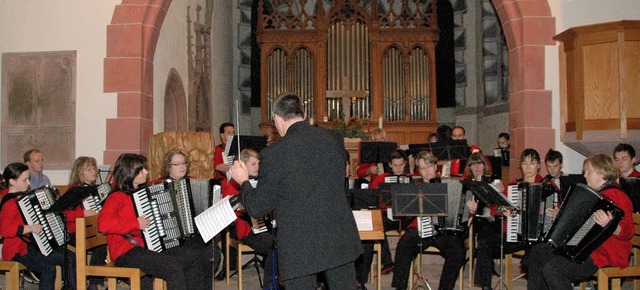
{"left": 257, "top": 0, "right": 439, "bottom": 145}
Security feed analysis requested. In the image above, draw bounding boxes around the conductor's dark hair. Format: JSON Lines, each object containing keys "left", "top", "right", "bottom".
{"left": 272, "top": 93, "right": 304, "bottom": 121}
{"left": 544, "top": 149, "right": 563, "bottom": 163}
{"left": 219, "top": 123, "right": 234, "bottom": 134}
{"left": 614, "top": 143, "right": 636, "bottom": 159}
{"left": 113, "top": 153, "right": 147, "bottom": 194}
{"left": 2, "top": 162, "right": 29, "bottom": 190}
{"left": 520, "top": 148, "right": 541, "bottom": 164}
{"left": 23, "top": 149, "right": 41, "bottom": 163}
{"left": 498, "top": 132, "right": 510, "bottom": 140}
{"left": 452, "top": 126, "right": 466, "bottom": 135}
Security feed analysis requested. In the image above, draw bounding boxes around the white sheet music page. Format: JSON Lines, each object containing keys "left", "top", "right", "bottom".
{"left": 352, "top": 210, "right": 373, "bottom": 231}
{"left": 195, "top": 195, "right": 237, "bottom": 243}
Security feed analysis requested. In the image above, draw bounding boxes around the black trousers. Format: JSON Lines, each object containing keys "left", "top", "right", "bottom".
{"left": 391, "top": 228, "right": 466, "bottom": 290}
{"left": 14, "top": 245, "right": 76, "bottom": 290}
{"left": 285, "top": 262, "right": 358, "bottom": 290}
{"left": 527, "top": 243, "right": 598, "bottom": 290}
{"left": 473, "top": 217, "right": 523, "bottom": 287}
{"left": 115, "top": 245, "right": 208, "bottom": 290}
{"left": 240, "top": 231, "right": 276, "bottom": 287}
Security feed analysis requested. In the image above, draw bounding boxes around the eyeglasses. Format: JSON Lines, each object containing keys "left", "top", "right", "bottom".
{"left": 171, "top": 162, "right": 189, "bottom": 167}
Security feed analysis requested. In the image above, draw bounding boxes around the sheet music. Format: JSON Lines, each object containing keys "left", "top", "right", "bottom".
{"left": 195, "top": 196, "right": 237, "bottom": 243}
{"left": 352, "top": 210, "right": 373, "bottom": 231}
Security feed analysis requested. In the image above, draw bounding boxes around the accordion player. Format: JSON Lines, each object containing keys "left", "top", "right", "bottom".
{"left": 527, "top": 154, "right": 634, "bottom": 290}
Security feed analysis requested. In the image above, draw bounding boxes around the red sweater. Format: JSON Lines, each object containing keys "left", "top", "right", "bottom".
{"left": 590, "top": 186, "right": 634, "bottom": 269}
{"left": 356, "top": 163, "right": 377, "bottom": 179}
{"left": 0, "top": 194, "right": 29, "bottom": 260}
{"left": 221, "top": 178, "right": 252, "bottom": 240}
{"left": 213, "top": 144, "right": 227, "bottom": 180}
{"left": 628, "top": 169, "right": 640, "bottom": 178}
{"left": 98, "top": 190, "right": 145, "bottom": 262}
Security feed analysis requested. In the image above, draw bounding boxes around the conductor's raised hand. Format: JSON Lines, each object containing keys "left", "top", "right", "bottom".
{"left": 230, "top": 160, "right": 249, "bottom": 185}
{"left": 138, "top": 215, "right": 150, "bottom": 230}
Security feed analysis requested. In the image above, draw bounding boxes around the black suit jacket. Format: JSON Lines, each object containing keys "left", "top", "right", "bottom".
{"left": 240, "top": 121, "right": 363, "bottom": 280}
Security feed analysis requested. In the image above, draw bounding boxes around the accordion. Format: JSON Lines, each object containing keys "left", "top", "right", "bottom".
{"left": 82, "top": 183, "right": 113, "bottom": 212}
{"left": 17, "top": 185, "right": 68, "bottom": 256}
{"left": 506, "top": 182, "right": 557, "bottom": 244}
{"left": 545, "top": 183, "right": 623, "bottom": 262}
{"left": 173, "top": 178, "right": 219, "bottom": 237}
{"left": 417, "top": 178, "right": 471, "bottom": 238}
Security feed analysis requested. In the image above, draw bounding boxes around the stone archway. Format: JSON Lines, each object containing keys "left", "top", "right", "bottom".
{"left": 103, "top": 0, "right": 171, "bottom": 165}
{"left": 490, "top": 0, "right": 556, "bottom": 178}
{"left": 164, "top": 68, "right": 188, "bottom": 132}
{"left": 103, "top": 0, "right": 557, "bottom": 174}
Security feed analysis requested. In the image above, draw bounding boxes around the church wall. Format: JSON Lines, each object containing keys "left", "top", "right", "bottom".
{"left": 153, "top": 0, "right": 208, "bottom": 133}
{"left": 547, "top": 0, "right": 640, "bottom": 174}
{"left": 0, "top": 0, "right": 120, "bottom": 184}
{"left": 210, "top": 0, "right": 235, "bottom": 144}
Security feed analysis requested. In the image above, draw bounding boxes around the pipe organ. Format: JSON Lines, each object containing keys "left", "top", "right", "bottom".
{"left": 258, "top": 0, "right": 439, "bottom": 145}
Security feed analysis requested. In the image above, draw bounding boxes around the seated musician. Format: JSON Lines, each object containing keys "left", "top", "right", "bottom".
{"left": 98, "top": 153, "right": 209, "bottom": 290}
{"left": 466, "top": 150, "right": 533, "bottom": 290}
{"left": 0, "top": 162, "right": 77, "bottom": 290}
{"left": 368, "top": 150, "right": 416, "bottom": 274}
{"left": 221, "top": 148, "right": 277, "bottom": 289}
{"left": 527, "top": 154, "right": 634, "bottom": 290}
{"left": 356, "top": 128, "right": 387, "bottom": 181}
{"left": 151, "top": 148, "right": 218, "bottom": 287}
{"left": 391, "top": 150, "right": 466, "bottom": 290}
{"left": 62, "top": 156, "right": 108, "bottom": 290}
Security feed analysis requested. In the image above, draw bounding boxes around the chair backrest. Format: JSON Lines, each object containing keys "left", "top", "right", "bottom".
{"left": 76, "top": 215, "right": 106, "bottom": 266}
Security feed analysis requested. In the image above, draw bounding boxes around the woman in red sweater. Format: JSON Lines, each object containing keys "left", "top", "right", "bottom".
{"left": 62, "top": 156, "right": 108, "bottom": 290}
{"left": 527, "top": 154, "right": 634, "bottom": 289}
{"left": 98, "top": 153, "right": 207, "bottom": 290}
{"left": 0, "top": 162, "right": 76, "bottom": 290}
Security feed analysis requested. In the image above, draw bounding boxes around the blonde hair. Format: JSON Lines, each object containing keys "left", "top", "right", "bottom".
{"left": 415, "top": 150, "right": 437, "bottom": 165}
{"left": 69, "top": 156, "right": 98, "bottom": 185}
{"left": 239, "top": 148, "right": 259, "bottom": 163}
{"left": 161, "top": 148, "right": 190, "bottom": 178}
{"left": 584, "top": 154, "right": 619, "bottom": 182}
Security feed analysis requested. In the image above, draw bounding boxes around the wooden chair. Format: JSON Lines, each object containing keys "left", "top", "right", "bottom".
{"left": 504, "top": 249, "right": 526, "bottom": 289}
{"left": 578, "top": 213, "right": 640, "bottom": 290}
{"left": 1, "top": 242, "right": 63, "bottom": 290}
{"left": 76, "top": 215, "right": 165, "bottom": 290}
{"left": 226, "top": 230, "right": 261, "bottom": 290}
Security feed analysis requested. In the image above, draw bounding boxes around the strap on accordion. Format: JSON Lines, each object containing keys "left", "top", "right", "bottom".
{"left": 122, "top": 233, "right": 142, "bottom": 248}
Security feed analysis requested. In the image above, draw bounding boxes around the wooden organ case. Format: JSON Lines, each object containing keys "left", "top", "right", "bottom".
{"left": 257, "top": 0, "right": 439, "bottom": 145}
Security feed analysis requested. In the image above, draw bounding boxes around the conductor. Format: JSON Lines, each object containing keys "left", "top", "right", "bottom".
{"left": 230, "top": 93, "right": 363, "bottom": 289}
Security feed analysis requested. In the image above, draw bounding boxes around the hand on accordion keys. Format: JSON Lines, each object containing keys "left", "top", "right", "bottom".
{"left": 25, "top": 224, "right": 43, "bottom": 235}
{"left": 545, "top": 204, "right": 560, "bottom": 220}
{"left": 137, "top": 215, "right": 151, "bottom": 230}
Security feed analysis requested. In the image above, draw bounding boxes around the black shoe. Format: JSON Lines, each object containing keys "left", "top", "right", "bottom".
{"left": 87, "top": 285, "right": 99, "bottom": 290}
{"left": 482, "top": 287, "right": 493, "bottom": 290}
{"left": 356, "top": 282, "right": 368, "bottom": 290}
{"left": 381, "top": 263, "right": 394, "bottom": 275}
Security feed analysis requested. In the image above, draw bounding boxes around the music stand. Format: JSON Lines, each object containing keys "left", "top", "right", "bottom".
{"left": 225, "top": 135, "right": 268, "bottom": 157}
{"left": 461, "top": 179, "right": 518, "bottom": 290}
{"left": 620, "top": 177, "right": 640, "bottom": 213}
{"left": 359, "top": 141, "right": 398, "bottom": 164}
{"left": 350, "top": 189, "right": 381, "bottom": 210}
{"left": 390, "top": 183, "right": 448, "bottom": 290}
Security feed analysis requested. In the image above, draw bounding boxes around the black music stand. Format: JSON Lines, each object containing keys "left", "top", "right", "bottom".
{"left": 350, "top": 188, "right": 381, "bottom": 210}
{"left": 226, "top": 135, "right": 268, "bottom": 157}
{"left": 390, "top": 183, "right": 448, "bottom": 290}
{"left": 409, "top": 139, "right": 469, "bottom": 161}
{"left": 359, "top": 141, "right": 398, "bottom": 164}
{"left": 461, "top": 179, "right": 518, "bottom": 290}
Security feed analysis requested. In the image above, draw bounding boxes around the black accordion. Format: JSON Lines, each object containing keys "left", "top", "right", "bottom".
{"left": 17, "top": 185, "right": 68, "bottom": 256}
{"left": 545, "top": 183, "right": 623, "bottom": 262}
{"left": 506, "top": 182, "right": 557, "bottom": 244}
{"left": 82, "top": 183, "right": 113, "bottom": 212}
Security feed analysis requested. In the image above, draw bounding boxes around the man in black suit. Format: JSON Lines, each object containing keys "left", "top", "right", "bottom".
{"left": 230, "top": 93, "right": 363, "bottom": 289}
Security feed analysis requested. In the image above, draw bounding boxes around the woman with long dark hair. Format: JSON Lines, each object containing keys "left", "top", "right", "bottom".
{"left": 98, "top": 153, "right": 208, "bottom": 290}
{"left": 0, "top": 162, "right": 76, "bottom": 290}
